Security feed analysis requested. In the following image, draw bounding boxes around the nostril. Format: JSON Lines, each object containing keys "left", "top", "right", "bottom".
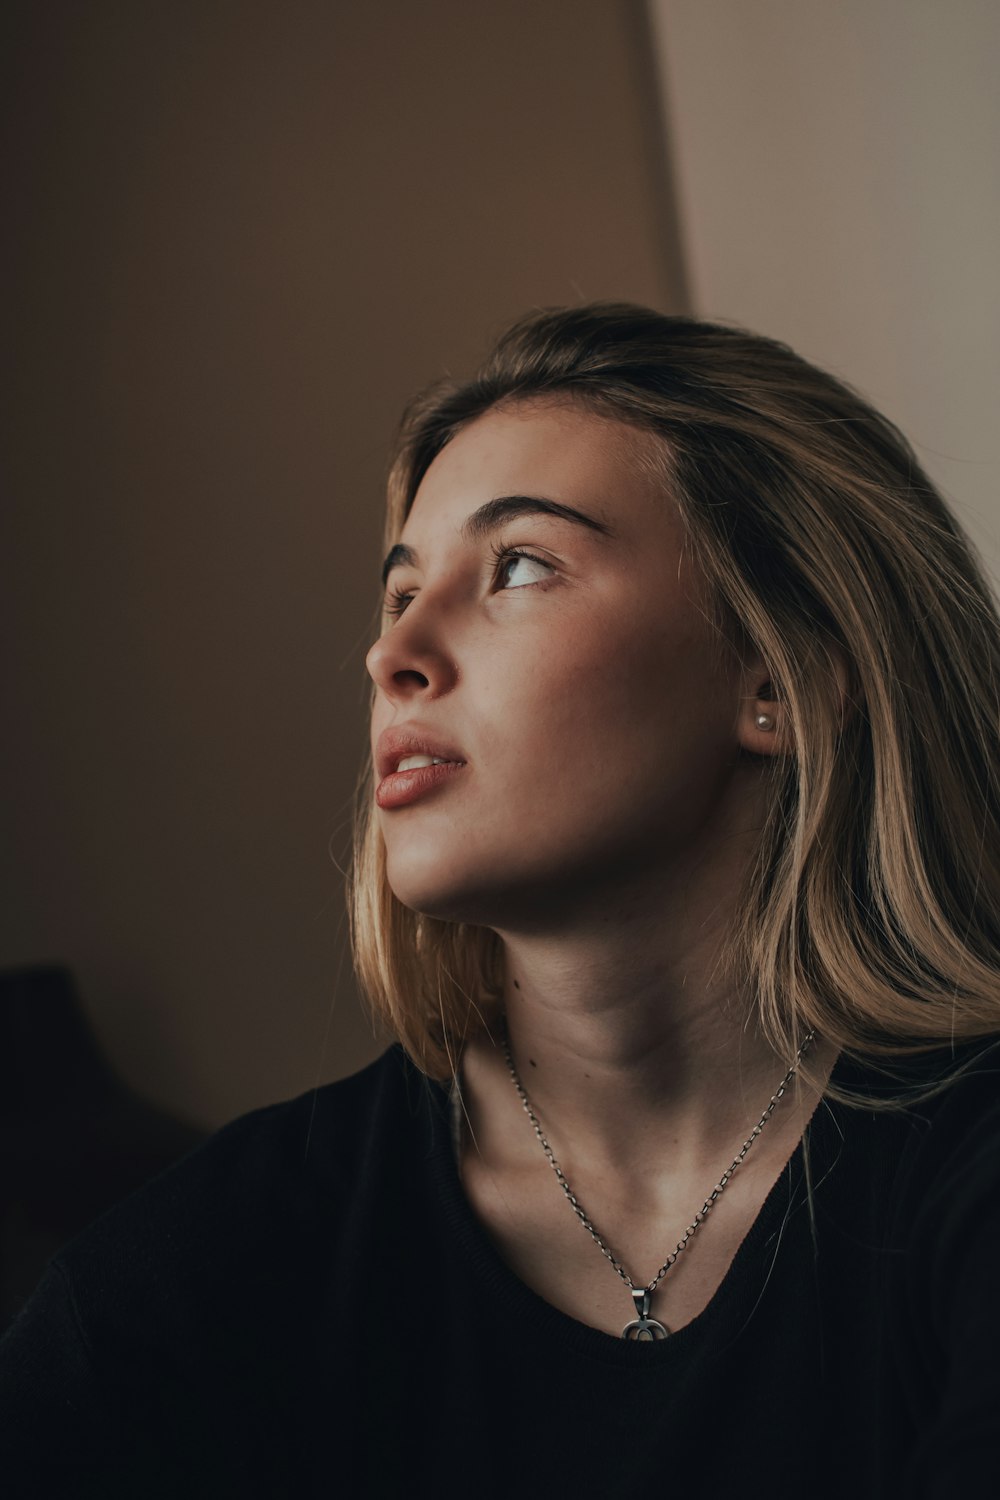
{"left": 393, "top": 668, "right": 430, "bottom": 690}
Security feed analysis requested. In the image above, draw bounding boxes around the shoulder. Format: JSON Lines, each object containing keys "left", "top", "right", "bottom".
{"left": 892, "top": 1040, "right": 1000, "bottom": 1252}
{"left": 0, "top": 1048, "right": 443, "bottom": 1486}
{"left": 835, "top": 1038, "right": 1000, "bottom": 1268}
{"left": 850, "top": 1040, "right": 1000, "bottom": 1483}
{"left": 835, "top": 1035, "right": 1000, "bottom": 1133}
{"left": 45, "top": 1044, "right": 435, "bottom": 1320}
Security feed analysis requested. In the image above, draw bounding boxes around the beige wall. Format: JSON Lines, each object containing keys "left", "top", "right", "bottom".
{"left": 650, "top": 0, "right": 1000, "bottom": 580}
{"left": 0, "top": 1, "right": 685, "bottom": 1129}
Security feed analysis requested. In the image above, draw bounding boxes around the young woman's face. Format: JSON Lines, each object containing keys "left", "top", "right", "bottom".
{"left": 367, "top": 400, "right": 758, "bottom": 928}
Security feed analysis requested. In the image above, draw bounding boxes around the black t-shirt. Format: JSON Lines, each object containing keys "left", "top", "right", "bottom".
{"left": 2, "top": 1041, "right": 999, "bottom": 1498}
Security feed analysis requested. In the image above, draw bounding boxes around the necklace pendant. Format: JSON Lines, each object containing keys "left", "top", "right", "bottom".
{"left": 621, "top": 1287, "right": 670, "bottom": 1342}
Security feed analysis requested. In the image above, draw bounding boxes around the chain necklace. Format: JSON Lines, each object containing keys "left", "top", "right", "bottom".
{"left": 500, "top": 1023, "right": 816, "bottom": 1341}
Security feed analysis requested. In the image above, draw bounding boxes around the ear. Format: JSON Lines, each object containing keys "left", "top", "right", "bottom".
{"left": 736, "top": 645, "right": 854, "bottom": 758}
{"left": 737, "top": 670, "right": 792, "bottom": 758}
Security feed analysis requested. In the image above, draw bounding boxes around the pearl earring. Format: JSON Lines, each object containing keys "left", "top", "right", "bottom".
{"left": 755, "top": 712, "right": 775, "bottom": 731}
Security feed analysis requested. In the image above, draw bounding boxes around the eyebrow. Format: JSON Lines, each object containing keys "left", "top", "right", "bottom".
{"left": 380, "top": 494, "right": 614, "bottom": 587}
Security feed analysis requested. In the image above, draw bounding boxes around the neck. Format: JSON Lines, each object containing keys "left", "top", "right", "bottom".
{"left": 460, "top": 850, "right": 833, "bottom": 1187}
{"left": 451, "top": 798, "right": 837, "bottom": 1341}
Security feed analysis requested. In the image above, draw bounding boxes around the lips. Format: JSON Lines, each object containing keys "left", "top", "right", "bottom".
{"left": 375, "top": 758, "right": 466, "bottom": 810}
{"left": 375, "top": 725, "right": 467, "bottom": 781}
{"left": 374, "top": 726, "right": 468, "bottom": 811}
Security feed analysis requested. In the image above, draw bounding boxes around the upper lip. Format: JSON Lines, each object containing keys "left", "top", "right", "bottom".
{"left": 375, "top": 725, "right": 468, "bottom": 780}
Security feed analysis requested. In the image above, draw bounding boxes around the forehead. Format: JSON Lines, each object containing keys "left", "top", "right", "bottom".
{"left": 403, "top": 399, "right": 674, "bottom": 540}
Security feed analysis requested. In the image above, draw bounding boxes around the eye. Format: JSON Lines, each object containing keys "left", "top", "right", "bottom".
{"left": 494, "top": 547, "right": 555, "bottom": 590}
{"left": 383, "top": 586, "right": 413, "bottom": 619}
{"left": 382, "top": 546, "right": 554, "bottom": 621}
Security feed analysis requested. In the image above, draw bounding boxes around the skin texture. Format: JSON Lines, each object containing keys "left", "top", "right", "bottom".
{"left": 370, "top": 400, "right": 774, "bottom": 927}
{"left": 367, "top": 400, "right": 837, "bottom": 1337}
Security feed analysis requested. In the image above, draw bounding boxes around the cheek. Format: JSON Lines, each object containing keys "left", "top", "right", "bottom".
{"left": 484, "top": 612, "right": 726, "bottom": 766}
{"left": 535, "top": 623, "right": 735, "bottom": 825}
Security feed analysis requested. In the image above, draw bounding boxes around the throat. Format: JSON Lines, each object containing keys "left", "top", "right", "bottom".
{"left": 449, "top": 1030, "right": 830, "bottom": 1342}
{"left": 455, "top": 1115, "right": 801, "bottom": 1341}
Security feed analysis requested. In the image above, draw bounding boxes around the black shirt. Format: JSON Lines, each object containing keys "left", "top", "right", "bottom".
{"left": 2, "top": 1042, "right": 999, "bottom": 1497}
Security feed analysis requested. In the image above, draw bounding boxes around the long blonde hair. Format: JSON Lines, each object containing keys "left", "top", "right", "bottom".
{"left": 350, "top": 304, "right": 1000, "bottom": 1091}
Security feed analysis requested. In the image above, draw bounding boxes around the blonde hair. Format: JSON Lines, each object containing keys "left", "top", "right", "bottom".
{"left": 350, "top": 304, "right": 1000, "bottom": 1092}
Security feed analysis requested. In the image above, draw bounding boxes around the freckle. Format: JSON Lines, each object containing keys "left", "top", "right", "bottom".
{"left": 513, "top": 980, "right": 520, "bottom": 990}
{"left": 529, "top": 1058, "right": 537, "bottom": 1068}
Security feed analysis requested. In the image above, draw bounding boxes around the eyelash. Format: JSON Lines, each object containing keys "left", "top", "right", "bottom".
{"left": 383, "top": 544, "right": 553, "bottom": 619}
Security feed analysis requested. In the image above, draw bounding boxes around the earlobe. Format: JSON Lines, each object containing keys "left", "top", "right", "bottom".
{"left": 741, "top": 643, "right": 856, "bottom": 757}
{"left": 739, "top": 672, "right": 791, "bottom": 757}
{"left": 745, "top": 697, "right": 789, "bottom": 757}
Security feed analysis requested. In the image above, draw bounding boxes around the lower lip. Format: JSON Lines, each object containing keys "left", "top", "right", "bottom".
{"left": 376, "top": 761, "right": 466, "bottom": 809}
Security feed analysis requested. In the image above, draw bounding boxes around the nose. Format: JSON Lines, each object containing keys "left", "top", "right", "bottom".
{"left": 365, "top": 604, "right": 458, "bottom": 703}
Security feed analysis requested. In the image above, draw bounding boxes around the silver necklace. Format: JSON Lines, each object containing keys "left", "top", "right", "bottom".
{"left": 501, "top": 1024, "right": 816, "bottom": 1341}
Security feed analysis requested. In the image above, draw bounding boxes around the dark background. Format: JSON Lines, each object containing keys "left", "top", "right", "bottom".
{"left": 0, "top": 0, "right": 686, "bottom": 1132}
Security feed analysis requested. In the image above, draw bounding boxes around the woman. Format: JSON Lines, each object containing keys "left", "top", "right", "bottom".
{"left": 3, "top": 303, "right": 1000, "bottom": 1496}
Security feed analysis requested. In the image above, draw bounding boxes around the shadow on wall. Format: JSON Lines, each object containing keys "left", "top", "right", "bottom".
{"left": 0, "top": 965, "right": 206, "bottom": 1332}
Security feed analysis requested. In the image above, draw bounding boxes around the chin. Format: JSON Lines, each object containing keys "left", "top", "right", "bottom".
{"left": 384, "top": 856, "right": 493, "bottom": 925}
{"left": 381, "top": 831, "right": 509, "bottom": 921}
{"left": 382, "top": 840, "right": 605, "bottom": 932}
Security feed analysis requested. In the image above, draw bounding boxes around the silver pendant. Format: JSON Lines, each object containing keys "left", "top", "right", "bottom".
{"left": 621, "top": 1287, "right": 670, "bottom": 1342}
